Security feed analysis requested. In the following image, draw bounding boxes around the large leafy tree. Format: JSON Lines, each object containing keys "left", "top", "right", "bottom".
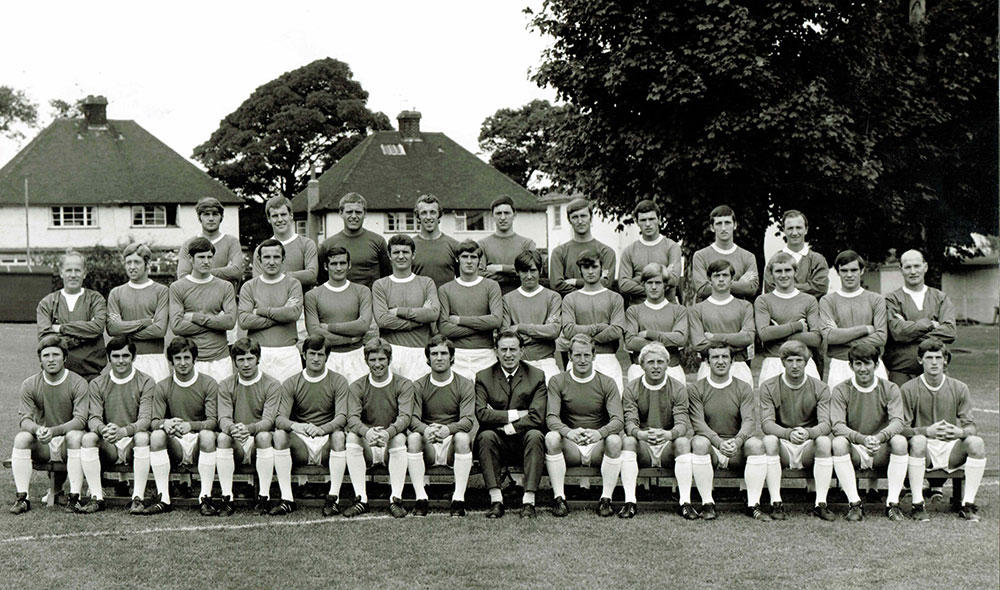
{"left": 0, "top": 86, "right": 38, "bottom": 141}
{"left": 478, "top": 99, "right": 569, "bottom": 189}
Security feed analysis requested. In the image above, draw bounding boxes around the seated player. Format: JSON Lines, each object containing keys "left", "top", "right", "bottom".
{"left": 216, "top": 338, "right": 282, "bottom": 516}
{"left": 902, "top": 338, "right": 986, "bottom": 522}
{"left": 622, "top": 342, "right": 693, "bottom": 519}
{"left": 144, "top": 337, "right": 220, "bottom": 515}
{"left": 759, "top": 341, "right": 835, "bottom": 521}
{"left": 9, "top": 335, "right": 89, "bottom": 514}
{"left": 407, "top": 335, "right": 477, "bottom": 517}
{"left": 107, "top": 243, "right": 170, "bottom": 382}
{"left": 274, "top": 335, "right": 351, "bottom": 517}
{"left": 79, "top": 336, "right": 156, "bottom": 514}
{"left": 689, "top": 260, "right": 755, "bottom": 386}
{"left": 345, "top": 338, "right": 414, "bottom": 518}
{"left": 475, "top": 330, "right": 547, "bottom": 519}
{"left": 624, "top": 263, "right": 688, "bottom": 384}
{"left": 560, "top": 251, "right": 626, "bottom": 392}
{"left": 830, "top": 343, "right": 907, "bottom": 522}
{"left": 688, "top": 342, "right": 768, "bottom": 521}
{"left": 545, "top": 334, "right": 625, "bottom": 517}
{"left": 503, "top": 249, "right": 562, "bottom": 383}
{"left": 755, "top": 252, "right": 822, "bottom": 385}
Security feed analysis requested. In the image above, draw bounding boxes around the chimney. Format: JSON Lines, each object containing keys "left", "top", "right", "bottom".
{"left": 397, "top": 110, "right": 422, "bottom": 141}
{"left": 81, "top": 95, "right": 108, "bottom": 127}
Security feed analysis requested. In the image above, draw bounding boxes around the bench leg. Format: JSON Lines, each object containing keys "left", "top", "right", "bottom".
{"left": 951, "top": 479, "right": 964, "bottom": 511}
{"left": 47, "top": 472, "right": 56, "bottom": 507}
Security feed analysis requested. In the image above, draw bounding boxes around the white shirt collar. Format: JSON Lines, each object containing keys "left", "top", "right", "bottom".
{"left": 259, "top": 273, "right": 286, "bottom": 285}
{"left": 707, "top": 374, "right": 733, "bottom": 389}
{"left": 324, "top": 281, "right": 350, "bottom": 293}
{"left": 644, "top": 299, "right": 668, "bottom": 310}
{"left": 578, "top": 287, "right": 608, "bottom": 297}
{"left": 920, "top": 374, "right": 945, "bottom": 392}
{"left": 368, "top": 372, "right": 392, "bottom": 387}
{"left": 782, "top": 244, "right": 809, "bottom": 261}
{"left": 837, "top": 288, "right": 864, "bottom": 298}
{"left": 128, "top": 280, "right": 155, "bottom": 290}
{"left": 642, "top": 375, "right": 666, "bottom": 391}
{"left": 275, "top": 235, "right": 298, "bottom": 246}
{"left": 710, "top": 243, "right": 737, "bottom": 255}
{"left": 639, "top": 235, "right": 664, "bottom": 247}
{"left": 429, "top": 373, "right": 454, "bottom": 387}
{"left": 517, "top": 286, "right": 543, "bottom": 298}
{"left": 781, "top": 374, "right": 806, "bottom": 390}
{"left": 707, "top": 294, "right": 734, "bottom": 306}
{"left": 209, "top": 233, "right": 227, "bottom": 245}
{"left": 303, "top": 368, "right": 328, "bottom": 383}
{"left": 773, "top": 288, "right": 800, "bottom": 300}
{"left": 185, "top": 274, "right": 213, "bottom": 285}
{"left": 110, "top": 368, "right": 136, "bottom": 385}
{"left": 389, "top": 273, "right": 416, "bottom": 283}
{"left": 173, "top": 369, "right": 199, "bottom": 387}
{"left": 42, "top": 370, "right": 69, "bottom": 386}
{"left": 902, "top": 285, "right": 927, "bottom": 297}
{"left": 456, "top": 276, "right": 483, "bottom": 287}
{"left": 238, "top": 371, "right": 262, "bottom": 386}
{"left": 501, "top": 366, "right": 518, "bottom": 380}
{"left": 851, "top": 376, "right": 878, "bottom": 393}
{"left": 569, "top": 370, "right": 595, "bottom": 384}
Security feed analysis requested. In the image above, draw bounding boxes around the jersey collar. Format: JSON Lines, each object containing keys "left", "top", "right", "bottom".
{"left": 173, "top": 369, "right": 199, "bottom": 387}
{"left": 707, "top": 374, "right": 733, "bottom": 389}
{"left": 389, "top": 273, "right": 416, "bottom": 284}
{"left": 369, "top": 372, "right": 393, "bottom": 387}
{"left": 42, "top": 370, "right": 69, "bottom": 386}
{"left": 641, "top": 375, "right": 666, "bottom": 391}
{"left": 456, "top": 276, "right": 483, "bottom": 287}
{"left": 238, "top": 371, "right": 262, "bottom": 386}
{"left": 429, "top": 373, "right": 454, "bottom": 387}
{"left": 639, "top": 235, "right": 664, "bottom": 247}
{"left": 570, "top": 370, "right": 596, "bottom": 384}
{"left": 644, "top": 299, "right": 668, "bottom": 310}
{"left": 710, "top": 243, "right": 737, "bottom": 255}
{"left": 707, "top": 295, "right": 734, "bottom": 306}
{"left": 517, "top": 286, "right": 543, "bottom": 298}
{"left": 259, "top": 273, "right": 286, "bottom": 285}
{"left": 773, "top": 288, "right": 800, "bottom": 300}
{"left": 851, "top": 376, "right": 878, "bottom": 393}
{"left": 110, "top": 368, "right": 136, "bottom": 385}
{"left": 303, "top": 368, "right": 328, "bottom": 383}
{"left": 324, "top": 281, "right": 351, "bottom": 293}
{"left": 919, "top": 374, "right": 945, "bottom": 392}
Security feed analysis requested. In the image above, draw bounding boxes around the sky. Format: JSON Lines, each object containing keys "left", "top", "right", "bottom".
{"left": 0, "top": 0, "right": 556, "bottom": 168}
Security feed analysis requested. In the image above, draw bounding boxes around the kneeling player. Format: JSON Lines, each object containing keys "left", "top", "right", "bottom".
{"left": 759, "top": 341, "right": 834, "bottom": 521}
{"left": 545, "top": 334, "right": 625, "bottom": 517}
{"left": 903, "top": 338, "right": 987, "bottom": 521}
{"left": 830, "top": 343, "right": 907, "bottom": 521}
{"left": 345, "top": 338, "right": 414, "bottom": 518}
{"left": 622, "top": 342, "right": 693, "bottom": 519}
{"left": 689, "top": 342, "right": 768, "bottom": 520}
{"left": 273, "top": 335, "right": 351, "bottom": 517}
{"left": 79, "top": 336, "right": 156, "bottom": 514}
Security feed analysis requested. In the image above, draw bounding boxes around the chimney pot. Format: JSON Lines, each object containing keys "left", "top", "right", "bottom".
{"left": 397, "top": 110, "right": 422, "bottom": 141}
{"left": 82, "top": 95, "right": 108, "bottom": 127}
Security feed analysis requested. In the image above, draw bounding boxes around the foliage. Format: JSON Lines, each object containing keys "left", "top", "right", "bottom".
{"left": 478, "top": 99, "right": 569, "bottom": 189}
{"left": 0, "top": 86, "right": 38, "bottom": 141}
{"left": 48, "top": 97, "right": 84, "bottom": 119}
{"left": 33, "top": 244, "right": 176, "bottom": 299}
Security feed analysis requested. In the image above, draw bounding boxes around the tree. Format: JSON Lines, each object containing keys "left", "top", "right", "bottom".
{"left": 0, "top": 86, "right": 38, "bottom": 141}
{"left": 478, "top": 99, "right": 569, "bottom": 189}
{"left": 48, "top": 98, "right": 84, "bottom": 119}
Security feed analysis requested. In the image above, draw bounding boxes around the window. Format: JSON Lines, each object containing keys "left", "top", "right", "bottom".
{"left": 552, "top": 205, "right": 562, "bottom": 229}
{"left": 131, "top": 205, "right": 167, "bottom": 227}
{"left": 454, "top": 211, "right": 494, "bottom": 232}
{"left": 386, "top": 212, "right": 417, "bottom": 233}
{"left": 51, "top": 206, "right": 96, "bottom": 227}
{"left": 295, "top": 217, "right": 325, "bottom": 241}
{"left": 380, "top": 144, "right": 406, "bottom": 156}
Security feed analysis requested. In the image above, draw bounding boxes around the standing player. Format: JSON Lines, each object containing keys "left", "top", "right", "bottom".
{"left": 689, "top": 260, "right": 755, "bottom": 385}
{"left": 273, "top": 335, "right": 351, "bottom": 517}
{"left": 503, "top": 249, "right": 562, "bottom": 383}
{"left": 688, "top": 342, "right": 769, "bottom": 521}
{"left": 170, "top": 237, "right": 237, "bottom": 383}
{"left": 305, "top": 246, "right": 373, "bottom": 383}
{"left": 560, "top": 251, "right": 626, "bottom": 392}
{"left": 36, "top": 251, "right": 107, "bottom": 381}
{"left": 548, "top": 198, "right": 616, "bottom": 296}
{"left": 621, "top": 342, "right": 693, "bottom": 519}
{"left": 820, "top": 250, "right": 888, "bottom": 388}
{"left": 215, "top": 339, "right": 282, "bottom": 516}
{"left": 624, "top": 263, "right": 688, "bottom": 384}
{"left": 373, "top": 234, "right": 441, "bottom": 380}
{"left": 144, "top": 337, "right": 220, "bottom": 515}
{"left": 79, "top": 337, "right": 155, "bottom": 514}
{"left": 830, "top": 343, "right": 908, "bottom": 522}
{"left": 344, "top": 338, "right": 414, "bottom": 518}
{"left": 412, "top": 194, "right": 460, "bottom": 288}
{"left": 437, "top": 240, "right": 503, "bottom": 380}
{"left": 755, "top": 252, "right": 823, "bottom": 384}
{"left": 239, "top": 239, "right": 303, "bottom": 382}
{"left": 317, "top": 192, "right": 390, "bottom": 288}
{"left": 107, "top": 243, "right": 170, "bottom": 382}
{"left": 902, "top": 338, "right": 986, "bottom": 521}
{"left": 762, "top": 210, "right": 829, "bottom": 297}
{"left": 690, "top": 205, "right": 758, "bottom": 301}
{"left": 759, "top": 341, "right": 835, "bottom": 521}
{"left": 545, "top": 334, "right": 625, "bottom": 517}
{"left": 618, "top": 200, "right": 682, "bottom": 305}
{"left": 406, "top": 335, "right": 477, "bottom": 517}
{"left": 9, "top": 335, "right": 89, "bottom": 514}
{"left": 478, "top": 195, "right": 536, "bottom": 295}
{"left": 177, "top": 197, "right": 244, "bottom": 284}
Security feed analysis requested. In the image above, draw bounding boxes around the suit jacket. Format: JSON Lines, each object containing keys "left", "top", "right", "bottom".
{"left": 474, "top": 361, "right": 547, "bottom": 434}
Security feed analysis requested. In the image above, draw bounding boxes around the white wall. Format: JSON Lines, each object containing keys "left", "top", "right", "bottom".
{"left": 944, "top": 267, "right": 999, "bottom": 324}
{"left": 322, "top": 210, "right": 548, "bottom": 250}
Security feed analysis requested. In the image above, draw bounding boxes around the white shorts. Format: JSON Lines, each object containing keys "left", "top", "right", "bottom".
{"left": 697, "top": 361, "right": 753, "bottom": 386}
{"left": 296, "top": 312, "right": 307, "bottom": 342}
{"left": 851, "top": 443, "right": 875, "bottom": 470}
{"left": 828, "top": 358, "right": 888, "bottom": 388}
{"left": 594, "top": 353, "right": 623, "bottom": 393}
{"left": 227, "top": 328, "right": 238, "bottom": 346}
{"left": 260, "top": 346, "right": 303, "bottom": 383}
{"left": 370, "top": 445, "right": 386, "bottom": 466}
{"left": 758, "top": 356, "right": 820, "bottom": 387}
{"left": 292, "top": 432, "right": 330, "bottom": 466}
{"left": 239, "top": 437, "right": 255, "bottom": 465}
{"left": 326, "top": 348, "right": 369, "bottom": 383}
{"left": 525, "top": 358, "right": 560, "bottom": 384}
{"left": 646, "top": 441, "right": 669, "bottom": 468}
{"left": 114, "top": 436, "right": 134, "bottom": 465}
{"left": 927, "top": 439, "right": 960, "bottom": 473}
{"left": 569, "top": 441, "right": 599, "bottom": 467}
{"left": 48, "top": 435, "right": 66, "bottom": 462}
{"left": 711, "top": 446, "right": 730, "bottom": 469}
{"left": 779, "top": 439, "right": 813, "bottom": 470}
{"left": 452, "top": 348, "right": 497, "bottom": 381}
{"left": 627, "top": 364, "right": 686, "bottom": 385}
{"left": 390, "top": 345, "right": 430, "bottom": 381}
{"left": 196, "top": 357, "right": 234, "bottom": 383}
{"left": 134, "top": 354, "right": 170, "bottom": 383}
{"left": 431, "top": 435, "right": 454, "bottom": 467}
{"left": 177, "top": 432, "right": 200, "bottom": 465}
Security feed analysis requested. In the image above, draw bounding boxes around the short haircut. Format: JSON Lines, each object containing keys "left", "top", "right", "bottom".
{"left": 707, "top": 259, "right": 734, "bottom": 277}
{"left": 414, "top": 194, "right": 441, "bottom": 216}
{"left": 455, "top": 239, "right": 481, "bottom": 258}
{"left": 709, "top": 205, "right": 735, "bottom": 223}
{"left": 324, "top": 245, "right": 351, "bottom": 266}
{"left": 514, "top": 249, "right": 543, "bottom": 273}
{"left": 779, "top": 340, "right": 811, "bottom": 361}
{"left": 230, "top": 337, "right": 261, "bottom": 361}
{"left": 640, "top": 262, "right": 667, "bottom": 283}
{"left": 301, "top": 334, "right": 332, "bottom": 355}
{"left": 782, "top": 209, "right": 808, "bottom": 228}
{"left": 633, "top": 199, "right": 660, "bottom": 218}
{"left": 638, "top": 341, "right": 669, "bottom": 366}
{"left": 339, "top": 192, "right": 367, "bottom": 212}
{"left": 105, "top": 335, "right": 136, "bottom": 358}
{"left": 122, "top": 242, "right": 152, "bottom": 266}
{"left": 425, "top": 333, "right": 455, "bottom": 362}
{"left": 166, "top": 336, "right": 198, "bottom": 361}
{"left": 834, "top": 250, "right": 864, "bottom": 270}
{"left": 568, "top": 333, "right": 595, "bottom": 354}
{"left": 575, "top": 249, "right": 601, "bottom": 269}
{"left": 265, "top": 195, "right": 293, "bottom": 217}
{"left": 847, "top": 342, "right": 880, "bottom": 364}
{"left": 566, "top": 198, "right": 592, "bottom": 219}
{"left": 769, "top": 251, "right": 798, "bottom": 271}
{"left": 37, "top": 334, "right": 67, "bottom": 358}
{"left": 256, "top": 238, "right": 285, "bottom": 260}
{"left": 363, "top": 337, "right": 393, "bottom": 361}
{"left": 195, "top": 197, "right": 224, "bottom": 217}
{"left": 388, "top": 234, "right": 415, "bottom": 253}
{"left": 187, "top": 236, "right": 216, "bottom": 258}
{"left": 917, "top": 337, "right": 951, "bottom": 363}
{"left": 60, "top": 249, "right": 86, "bottom": 268}
{"left": 494, "top": 328, "right": 524, "bottom": 349}
{"left": 490, "top": 195, "right": 515, "bottom": 212}
{"left": 702, "top": 341, "right": 732, "bottom": 361}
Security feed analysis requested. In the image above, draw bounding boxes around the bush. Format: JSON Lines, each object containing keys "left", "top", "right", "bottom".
{"left": 33, "top": 245, "right": 176, "bottom": 300}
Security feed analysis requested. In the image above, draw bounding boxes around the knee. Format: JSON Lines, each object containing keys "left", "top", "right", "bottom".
{"left": 254, "top": 431, "right": 272, "bottom": 448}
{"left": 523, "top": 429, "right": 544, "bottom": 450}
{"left": 762, "top": 435, "right": 779, "bottom": 455}
{"left": 216, "top": 433, "right": 233, "bottom": 448}
{"left": 64, "top": 430, "right": 84, "bottom": 448}
{"left": 908, "top": 434, "right": 927, "bottom": 455}
{"left": 965, "top": 435, "right": 986, "bottom": 458}
{"left": 476, "top": 430, "right": 499, "bottom": 450}
{"left": 453, "top": 432, "right": 471, "bottom": 454}
{"left": 198, "top": 430, "right": 216, "bottom": 450}
{"left": 81, "top": 432, "right": 100, "bottom": 448}
{"left": 272, "top": 430, "right": 288, "bottom": 449}
{"left": 604, "top": 434, "right": 622, "bottom": 456}
{"left": 814, "top": 435, "right": 832, "bottom": 457}
{"left": 832, "top": 436, "right": 850, "bottom": 456}
{"left": 13, "top": 431, "right": 34, "bottom": 449}
{"left": 743, "top": 437, "right": 764, "bottom": 456}
{"left": 389, "top": 433, "right": 407, "bottom": 449}
{"left": 331, "top": 431, "right": 346, "bottom": 451}
{"left": 888, "top": 435, "right": 907, "bottom": 455}
{"left": 149, "top": 430, "right": 166, "bottom": 450}
{"left": 407, "top": 432, "right": 423, "bottom": 453}
{"left": 133, "top": 432, "right": 150, "bottom": 447}
{"left": 544, "top": 431, "right": 562, "bottom": 454}
{"left": 674, "top": 436, "right": 691, "bottom": 454}
{"left": 691, "top": 436, "right": 710, "bottom": 455}
{"left": 623, "top": 435, "right": 637, "bottom": 453}
{"left": 345, "top": 432, "right": 361, "bottom": 446}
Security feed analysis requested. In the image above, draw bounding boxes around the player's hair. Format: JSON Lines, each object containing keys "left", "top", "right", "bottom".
{"left": 324, "top": 245, "right": 351, "bottom": 266}
{"left": 847, "top": 342, "right": 880, "bottom": 364}
{"left": 568, "top": 333, "right": 595, "bottom": 354}
{"left": 779, "top": 340, "right": 811, "bottom": 361}
{"left": 105, "top": 335, "right": 136, "bottom": 359}
{"left": 917, "top": 337, "right": 951, "bottom": 363}
{"left": 387, "top": 234, "right": 415, "bottom": 254}
{"left": 782, "top": 209, "right": 807, "bottom": 229}
{"left": 455, "top": 239, "right": 481, "bottom": 258}
{"left": 638, "top": 341, "right": 670, "bottom": 366}
{"left": 166, "top": 336, "right": 198, "bottom": 362}
{"left": 709, "top": 205, "right": 735, "bottom": 223}
{"left": 256, "top": 238, "right": 285, "bottom": 261}
{"left": 59, "top": 249, "right": 86, "bottom": 268}
{"left": 425, "top": 333, "right": 455, "bottom": 362}
{"left": 834, "top": 250, "right": 865, "bottom": 270}
{"left": 230, "top": 337, "right": 262, "bottom": 362}
{"left": 339, "top": 192, "right": 367, "bottom": 213}
{"left": 363, "top": 337, "right": 393, "bottom": 361}
{"left": 265, "top": 195, "right": 293, "bottom": 217}
{"left": 414, "top": 194, "right": 442, "bottom": 217}
{"left": 301, "top": 334, "right": 332, "bottom": 356}
{"left": 494, "top": 328, "right": 524, "bottom": 349}
{"left": 37, "top": 334, "right": 67, "bottom": 359}
{"left": 122, "top": 242, "right": 152, "bottom": 266}
{"left": 195, "top": 197, "right": 224, "bottom": 217}
{"left": 769, "top": 251, "right": 798, "bottom": 271}
{"left": 706, "top": 259, "right": 734, "bottom": 277}
{"left": 187, "top": 236, "right": 216, "bottom": 258}
{"left": 633, "top": 199, "right": 660, "bottom": 219}
{"left": 490, "top": 194, "right": 515, "bottom": 212}
{"left": 640, "top": 262, "right": 668, "bottom": 283}
{"left": 565, "top": 198, "right": 592, "bottom": 219}
{"left": 575, "top": 249, "right": 602, "bottom": 269}
{"left": 513, "top": 249, "right": 543, "bottom": 273}
{"left": 702, "top": 340, "right": 732, "bottom": 361}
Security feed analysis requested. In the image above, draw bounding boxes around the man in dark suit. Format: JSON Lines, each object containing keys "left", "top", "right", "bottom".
{"left": 475, "top": 329, "right": 547, "bottom": 519}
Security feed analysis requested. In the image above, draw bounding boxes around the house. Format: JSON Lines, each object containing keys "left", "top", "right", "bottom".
{"left": 943, "top": 235, "right": 999, "bottom": 324}
{"left": 0, "top": 95, "right": 241, "bottom": 269}
{"left": 290, "top": 110, "right": 547, "bottom": 248}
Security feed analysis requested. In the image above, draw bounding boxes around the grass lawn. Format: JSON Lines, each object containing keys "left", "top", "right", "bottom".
{"left": 0, "top": 323, "right": 997, "bottom": 590}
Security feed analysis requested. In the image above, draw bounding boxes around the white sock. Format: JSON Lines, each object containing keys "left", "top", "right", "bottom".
{"left": 256, "top": 447, "right": 275, "bottom": 499}
{"left": 133, "top": 446, "right": 150, "bottom": 499}
{"left": 489, "top": 488, "right": 503, "bottom": 503}
{"left": 833, "top": 454, "right": 860, "bottom": 503}
{"left": 198, "top": 451, "right": 216, "bottom": 499}
{"left": 272, "top": 448, "right": 293, "bottom": 501}
{"left": 963, "top": 457, "right": 987, "bottom": 505}
{"left": 692, "top": 454, "right": 714, "bottom": 504}
{"left": 407, "top": 452, "right": 427, "bottom": 500}
{"left": 886, "top": 454, "right": 908, "bottom": 504}
{"left": 674, "top": 453, "right": 693, "bottom": 505}
{"left": 545, "top": 453, "right": 566, "bottom": 499}
{"left": 813, "top": 457, "right": 833, "bottom": 505}
{"left": 345, "top": 444, "right": 367, "bottom": 502}
{"left": 11, "top": 448, "right": 32, "bottom": 495}
{"left": 149, "top": 449, "right": 171, "bottom": 503}
{"left": 80, "top": 447, "right": 104, "bottom": 500}
{"left": 328, "top": 450, "right": 346, "bottom": 497}
{"left": 908, "top": 456, "right": 926, "bottom": 504}
{"left": 452, "top": 452, "right": 473, "bottom": 502}
{"left": 620, "top": 451, "right": 638, "bottom": 503}
{"left": 745, "top": 455, "right": 767, "bottom": 506}
{"left": 765, "top": 454, "right": 782, "bottom": 503}
{"left": 522, "top": 491, "right": 535, "bottom": 506}
{"left": 387, "top": 447, "right": 407, "bottom": 499}
{"left": 216, "top": 448, "right": 235, "bottom": 498}
{"left": 601, "top": 455, "right": 622, "bottom": 500}
{"left": 67, "top": 448, "right": 83, "bottom": 495}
